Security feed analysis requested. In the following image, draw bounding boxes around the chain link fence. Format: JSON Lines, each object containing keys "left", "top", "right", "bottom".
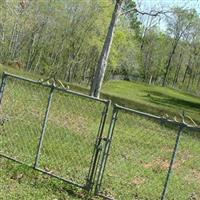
{"left": 96, "top": 105, "right": 200, "bottom": 200}
{"left": 0, "top": 72, "right": 110, "bottom": 191}
{"left": 166, "top": 127, "right": 200, "bottom": 200}
{"left": 0, "top": 74, "right": 50, "bottom": 165}
{"left": 37, "top": 87, "right": 109, "bottom": 188}
{"left": 0, "top": 72, "right": 199, "bottom": 199}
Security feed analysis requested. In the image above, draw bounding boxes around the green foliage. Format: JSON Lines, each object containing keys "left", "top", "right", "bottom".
{"left": 0, "top": 1, "right": 199, "bottom": 92}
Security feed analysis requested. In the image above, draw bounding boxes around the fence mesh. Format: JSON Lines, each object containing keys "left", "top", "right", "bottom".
{"left": 98, "top": 108, "right": 181, "bottom": 200}
{"left": 0, "top": 73, "right": 108, "bottom": 189}
{"left": 166, "top": 128, "right": 200, "bottom": 200}
{"left": 0, "top": 73, "right": 199, "bottom": 199}
{"left": 38, "top": 89, "right": 106, "bottom": 185}
{"left": 0, "top": 76, "right": 49, "bottom": 165}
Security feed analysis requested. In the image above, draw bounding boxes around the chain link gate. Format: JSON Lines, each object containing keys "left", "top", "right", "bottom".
{"left": 1, "top": 72, "right": 200, "bottom": 199}
{"left": 0, "top": 72, "right": 110, "bottom": 192}
{"left": 96, "top": 104, "right": 200, "bottom": 200}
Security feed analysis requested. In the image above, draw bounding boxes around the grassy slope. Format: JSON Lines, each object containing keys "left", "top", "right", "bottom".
{"left": 102, "top": 80, "right": 200, "bottom": 125}
{"left": 1, "top": 64, "right": 199, "bottom": 124}
{"left": 0, "top": 65, "right": 200, "bottom": 200}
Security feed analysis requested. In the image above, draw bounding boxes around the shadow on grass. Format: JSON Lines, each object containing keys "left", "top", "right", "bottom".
{"left": 143, "top": 90, "right": 200, "bottom": 111}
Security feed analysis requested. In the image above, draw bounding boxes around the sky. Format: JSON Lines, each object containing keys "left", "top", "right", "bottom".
{"left": 137, "top": 0, "right": 200, "bottom": 13}
{"left": 135, "top": 0, "right": 200, "bottom": 31}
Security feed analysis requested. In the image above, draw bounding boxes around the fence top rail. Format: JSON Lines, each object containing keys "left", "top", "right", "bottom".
{"left": 2, "top": 72, "right": 109, "bottom": 104}
{"left": 115, "top": 104, "right": 200, "bottom": 132}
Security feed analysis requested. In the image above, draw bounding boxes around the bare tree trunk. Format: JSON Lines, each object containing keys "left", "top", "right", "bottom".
{"left": 82, "top": 64, "right": 88, "bottom": 82}
{"left": 162, "top": 39, "right": 178, "bottom": 87}
{"left": 143, "top": 51, "right": 151, "bottom": 82}
{"left": 187, "top": 71, "right": 192, "bottom": 91}
{"left": 34, "top": 51, "right": 42, "bottom": 72}
{"left": 182, "top": 55, "right": 192, "bottom": 85}
{"left": 172, "top": 52, "right": 182, "bottom": 87}
{"left": 149, "top": 75, "right": 153, "bottom": 85}
{"left": 90, "top": 0, "right": 123, "bottom": 98}
{"left": 191, "top": 73, "right": 195, "bottom": 88}
{"left": 7, "top": 22, "right": 20, "bottom": 60}
{"left": 12, "top": 30, "right": 20, "bottom": 59}
{"left": 182, "top": 65, "right": 188, "bottom": 85}
{"left": 197, "top": 75, "right": 200, "bottom": 88}
{"left": 26, "top": 33, "right": 36, "bottom": 70}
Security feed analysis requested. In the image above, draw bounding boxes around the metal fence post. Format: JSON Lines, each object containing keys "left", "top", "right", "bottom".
{"left": 161, "top": 125, "right": 185, "bottom": 200}
{"left": 95, "top": 105, "right": 119, "bottom": 194}
{"left": 0, "top": 72, "right": 8, "bottom": 105}
{"left": 34, "top": 84, "right": 54, "bottom": 168}
{"left": 86, "top": 100, "right": 111, "bottom": 191}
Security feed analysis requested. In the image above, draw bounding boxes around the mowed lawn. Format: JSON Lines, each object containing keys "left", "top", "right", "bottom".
{"left": 0, "top": 65, "right": 200, "bottom": 200}
{"left": 0, "top": 75, "right": 104, "bottom": 200}
{"left": 102, "top": 80, "right": 200, "bottom": 125}
{"left": 1, "top": 64, "right": 200, "bottom": 124}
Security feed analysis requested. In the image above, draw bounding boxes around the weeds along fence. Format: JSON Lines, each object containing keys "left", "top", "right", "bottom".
{"left": 0, "top": 72, "right": 200, "bottom": 200}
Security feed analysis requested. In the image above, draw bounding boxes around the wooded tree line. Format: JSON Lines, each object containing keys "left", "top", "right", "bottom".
{"left": 0, "top": 0, "right": 199, "bottom": 94}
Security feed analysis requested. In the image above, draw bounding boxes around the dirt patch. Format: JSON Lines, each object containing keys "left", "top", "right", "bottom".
{"left": 131, "top": 177, "right": 146, "bottom": 185}
{"left": 180, "top": 150, "right": 193, "bottom": 161}
{"left": 185, "top": 169, "right": 200, "bottom": 184}
{"left": 144, "top": 158, "right": 182, "bottom": 170}
{"left": 162, "top": 147, "right": 193, "bottom": 160}
{"left": 161, "top": 146, "right": 173, "bottom": 153}
{"left": 145, "top": 150, "right": 193, "bottom": 171}
{"left": 189, "top": 192, "right": 199, "bottom": 200}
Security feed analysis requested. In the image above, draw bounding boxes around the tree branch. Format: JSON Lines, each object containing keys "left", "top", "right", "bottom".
{"left": 121, "top": 8, "right": 171, "bottom": 17}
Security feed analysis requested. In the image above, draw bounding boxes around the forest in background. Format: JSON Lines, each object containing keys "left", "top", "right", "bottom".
{"left": 0, "top": 0, "right": 200, "bottom": 94}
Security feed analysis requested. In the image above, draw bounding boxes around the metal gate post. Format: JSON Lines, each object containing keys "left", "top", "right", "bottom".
{"left": 95, "top": 105, "right": 119, "bottom": 194}
{"left": 0, "top": 72, "right": 8, "bottom": 105}
{"left": 34, "top": 84, "right": 54, "bottom": 168}
{"left": 161, "top": 125, "right": 185, "bottom": 200}
{"left": 86, "top": 100, "right": 111, "bottom": 191}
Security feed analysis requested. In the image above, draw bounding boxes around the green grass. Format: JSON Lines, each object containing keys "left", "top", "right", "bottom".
{"left": 1, "top": 64, "right": 199, "bottom": 124}
{"left": 0, "top": 64, "right": 44, "bottom": 80}
{"left": 0, "top": 77, "right": 104, "bottom": 200}
{"left": 99, "top": 112, "right": 200, "bottom": 199}
{"left": 0, "top": 160, "right": 92, "bottom": 200}
{"left": 0, "top": 65, "right": 200, "bottom": 200}
{"left": 60, "top": 80, "right": 200, "bottom": 126}
{"left": 102, "top": 80, "right": 200, "bottom": 125}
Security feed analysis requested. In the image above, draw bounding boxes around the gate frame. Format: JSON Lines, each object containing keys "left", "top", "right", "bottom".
{"left": 0, "top": 71, "right": 110, "bottom": 192}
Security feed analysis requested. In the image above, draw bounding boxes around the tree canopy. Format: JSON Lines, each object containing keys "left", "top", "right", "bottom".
{"left": 0, "top": 0, "right": 199, "bottom": 94}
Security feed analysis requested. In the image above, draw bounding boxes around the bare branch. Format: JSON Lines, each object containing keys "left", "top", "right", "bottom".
{"left": 121, "top": 8, "right": 171, "bottom": 17}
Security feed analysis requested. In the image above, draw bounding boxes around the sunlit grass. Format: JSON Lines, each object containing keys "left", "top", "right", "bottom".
{"left": 0, "top": 66, "right": 200, "bottom": 200}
